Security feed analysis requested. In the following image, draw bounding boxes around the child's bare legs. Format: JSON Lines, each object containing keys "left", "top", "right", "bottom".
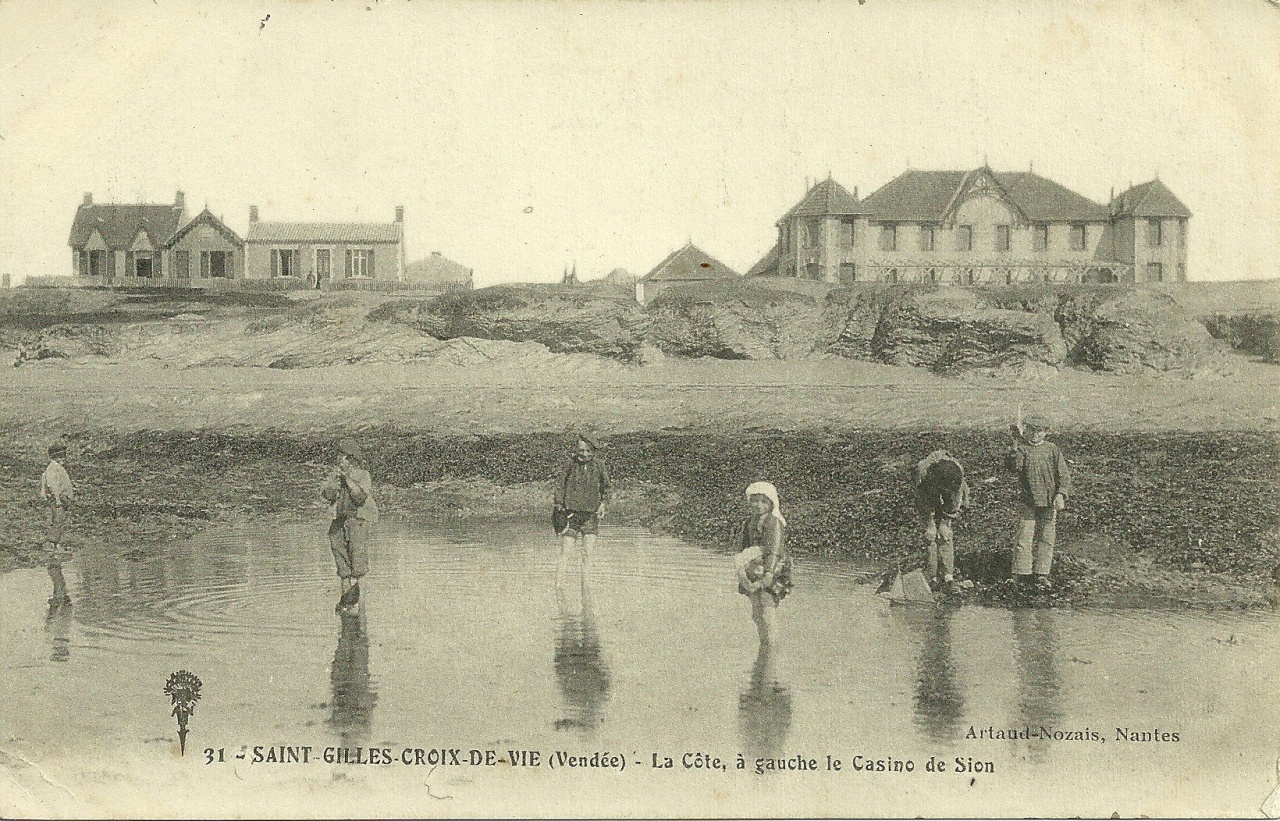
{"left": 923, "top": 515, "right": 940, "bottom": 580}
{"left": 580, "top": 533, "right": 597, "bottom": 579}
{"left": 936, "top": 518, "right": 955, "bottom": 581}
{"left": 751, "top": 592, "right": 778, "bottom": 647}
{"left": 556, "top": 533, "right": 578, "bottom": 590}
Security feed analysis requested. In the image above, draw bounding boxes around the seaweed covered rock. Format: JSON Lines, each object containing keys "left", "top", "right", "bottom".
{"left": 877, "top": 288, "right": 1067, "bottom": 372}
{"left": 1073, "top": 289, "right": 1234, "bottom": 374}
{"left": 369, "top": 285, "right": 647, "bottom": 359}
{"left": 646, "top": 280, "right": 827, "bottom": 360}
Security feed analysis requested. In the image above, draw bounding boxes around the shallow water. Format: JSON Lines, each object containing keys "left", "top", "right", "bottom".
{"left": 0, "top": 519, "right": 1276, "bottom": 817}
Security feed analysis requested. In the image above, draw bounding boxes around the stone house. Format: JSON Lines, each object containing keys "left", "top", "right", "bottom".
{"left": 636, "top": 242, "right": 738, "bottom": 304}
{"left": 68, "top": 191, "right": 187, "bottom": 284}
{"left": 749, "top": 168, "right": 1190, "bottom": 285}
{"left": 244, "top": 206, "right": 406, "bottom": 286}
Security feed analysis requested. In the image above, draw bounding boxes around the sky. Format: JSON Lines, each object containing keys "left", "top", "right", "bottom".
{"left": 0, "top": 0, "right": 1277, "bottom": 286}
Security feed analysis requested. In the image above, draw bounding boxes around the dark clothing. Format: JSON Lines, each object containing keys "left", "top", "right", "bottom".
{"left": 1005, "top": 441, "right": 1071, "bottom": 508}
{"left": 738, "top": 515, "right": 793, "bottom": 603}
{"left": 561, "top": 510, "right": 599, "bottom": 537}
{"left": 554, "top": 458, "right": 611, "bottom": 513}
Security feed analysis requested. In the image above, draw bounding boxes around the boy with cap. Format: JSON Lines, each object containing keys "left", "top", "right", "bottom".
{"left": 321, "top": 439, "right": 378, "bottom": 613}
{"left": 40, "top": 441, "right": 74, "bottom": 605}
{"left": 553, "top": 434, "right": 611, "bottom": 589}
{"left": 1005, "top": 414, "right": 1071, "bottom": 591}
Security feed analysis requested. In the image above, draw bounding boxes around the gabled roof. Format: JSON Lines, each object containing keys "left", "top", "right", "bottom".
{"left": 861, "top": 168, "right": 1110, "bottom": 223}
{"left": 246, "top": 221, "right": 402, "bottom": 244}
{"left": 68, "top": 203, "right": 184, "bottom": 249}
{"left": 643, "top": 243, "right": 739, "bottom": 282}
{"left": 745, "top": 244, "right": 779, "bottom": 277}
{"left": 165, "top": 208, "right": 244, "bottom": 249}
{"left": 778, "top": 177, "right": 870, "bottom": 224}
{"left": 1110, "top": 179, "right": 1191, "bottom": 218}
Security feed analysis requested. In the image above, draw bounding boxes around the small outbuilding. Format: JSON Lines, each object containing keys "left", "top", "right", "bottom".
{"left": 636, "top": 242, "right": 738, "bottom": 304}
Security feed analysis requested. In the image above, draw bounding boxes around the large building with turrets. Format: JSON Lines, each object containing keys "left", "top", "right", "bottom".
{"left": 748, "top": 168, "right": 1189, "bottom": 285}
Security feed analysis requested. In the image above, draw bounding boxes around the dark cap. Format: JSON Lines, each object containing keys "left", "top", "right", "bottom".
{"left": 1023, "top": 414, "right": 1051, "bottom": 430}
{"left": 337, "top": 439, "right": 364, "bottom": 461}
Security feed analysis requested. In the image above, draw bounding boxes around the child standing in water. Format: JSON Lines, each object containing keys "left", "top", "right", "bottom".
{"left": 321, "top": 439, "right": 378, "bottom": 614}
{"left": 735, "top": 481, "right": 793, "bottom": 647}
{"left": 553, "top": 435, "right": 611, "bottom": 590}
{"left": 1005, "top": 414, "right": 1071, "bottom": 591}
{"left": 40, "top": 441, "right": 74, "bottom": 606}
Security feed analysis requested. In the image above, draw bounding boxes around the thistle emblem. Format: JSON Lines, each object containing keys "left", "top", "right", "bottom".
{"left": 164, "top": 670, "right": 203, "bottom": 755}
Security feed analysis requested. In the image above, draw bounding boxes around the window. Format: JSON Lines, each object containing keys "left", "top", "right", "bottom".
{"left": 1178, "top": 219, "right": 1187, "bottom": 249}
{"left": 803, "top": 219, "right": 821, "bottom": 249}
{"left": 202, "top": 251, "right": 228, "bottom": 278}
{"left": 995, "top": 224, "right": 1011, "bottom": 252}
{"left": 1146, "top": 219, "right": 1162, "bottom": 248}
{"left": 175, "top": 251, "right": 190, "bottom": 279}
{"left": 839, "top": 219, "right": 856, "bottom": 248}
{"left": 879, "top": 224, "right": 897, "bottom": 252}
{"left": 1070, "top": 224, "right": 1087, "bottom": 252}
{"left": 956, "top": 225, "right": 972, "bottom": 252}
{"left": 839, "top": 262, "right": 856, "bottom": 283}
{"left": 804, "top": 262, "right": 821, "bottom": 280}
{"left": 271, "top": 249, "right": 298, "bottom": 277}
{"left": 919, "top": 225, "right": 935, "bottom": 252}
{"left": 346, "top": 248, "right": 374, "bottom": 278}
{"left": 1033, "top": 224, "right": 1049, "bottom": 252}
{"left": 133, "top": 253, "right": 154, "bottom": 278}
{"left": 1147, "top": 262, "right": 1163, "bottom": 282}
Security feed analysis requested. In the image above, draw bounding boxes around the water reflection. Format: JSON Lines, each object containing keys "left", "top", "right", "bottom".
{"left": 1012, "top": 607, "right": 1063, "bottom": 761}
{"left": 328, "top": 609, "right": 377, "bottom": 746}
{"left": 553, "top": 584, "right": 611, "bottom": 734}
{"left": 737, "top": 645, "right": 792, "bottom": 760}
{"left": 899, "top": 606, "right": 965, "bottom": 744}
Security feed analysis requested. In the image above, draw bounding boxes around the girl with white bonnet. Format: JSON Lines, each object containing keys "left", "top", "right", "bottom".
{"left": 735, "top": 481, "right": 794, "bottom": 646}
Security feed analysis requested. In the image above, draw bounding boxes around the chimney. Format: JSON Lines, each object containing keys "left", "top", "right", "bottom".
{"left": 83, "top": 192, "right": 93, "bottom": 206}
{"left": 175, "top": 190, "right": 185, "bottom": 209}
{"left": 249, "top": 205, "right": 259, "bottom": 223}
{"left": 395, "top": 206, "right": 404, "bottom": 223}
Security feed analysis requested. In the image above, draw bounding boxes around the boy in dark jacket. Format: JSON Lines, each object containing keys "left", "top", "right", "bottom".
{"left": 1005, "top": 414, "right": 1071, "bottom": 590}
{"left": 554, "top": 435, "right": 611, "bottom": 589}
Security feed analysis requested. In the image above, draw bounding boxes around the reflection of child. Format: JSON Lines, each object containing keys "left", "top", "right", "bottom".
{"left": 1005, "top": 414, "right": 1071, "bottom": 591}
{"left": 735, "top": 482, "right": 793, "bottom": 647}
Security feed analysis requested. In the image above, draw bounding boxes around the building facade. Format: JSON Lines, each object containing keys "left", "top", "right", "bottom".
{"left": 244, "top": 206, "right": 406, "bottom": 286}
{"left": 748, "top": 169, "right": 1190, "bottom": 285}
{"left": 164, "top": 209, "right": 246, "bottom": 284}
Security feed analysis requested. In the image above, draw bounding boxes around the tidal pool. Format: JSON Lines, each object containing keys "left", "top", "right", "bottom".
{"left": 0, "top": 519, "right": 1275, "bottom": 818}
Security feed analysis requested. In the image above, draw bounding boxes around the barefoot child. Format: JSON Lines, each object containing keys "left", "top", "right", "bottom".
{"left": 553, "top": 435, "right": 611, "bottom": 590}
{"left": 1005, "top": 414, "right": 1071, "bottom": 591}
{"left": 321, "top": 440, "right": 378, "bottom": 614}
{"left": 735, "top": 481, "right": 793, "bottom": 647}
{"left": 40, "top": 442, "right": 74, "bottom": 605}
{"left": 911, "top": 449, "right": 970, "bottom": 593}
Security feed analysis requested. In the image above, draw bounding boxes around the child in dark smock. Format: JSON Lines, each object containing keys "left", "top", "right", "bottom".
{"left": 735, "top": 481, "right": 793, "bottom": 647}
